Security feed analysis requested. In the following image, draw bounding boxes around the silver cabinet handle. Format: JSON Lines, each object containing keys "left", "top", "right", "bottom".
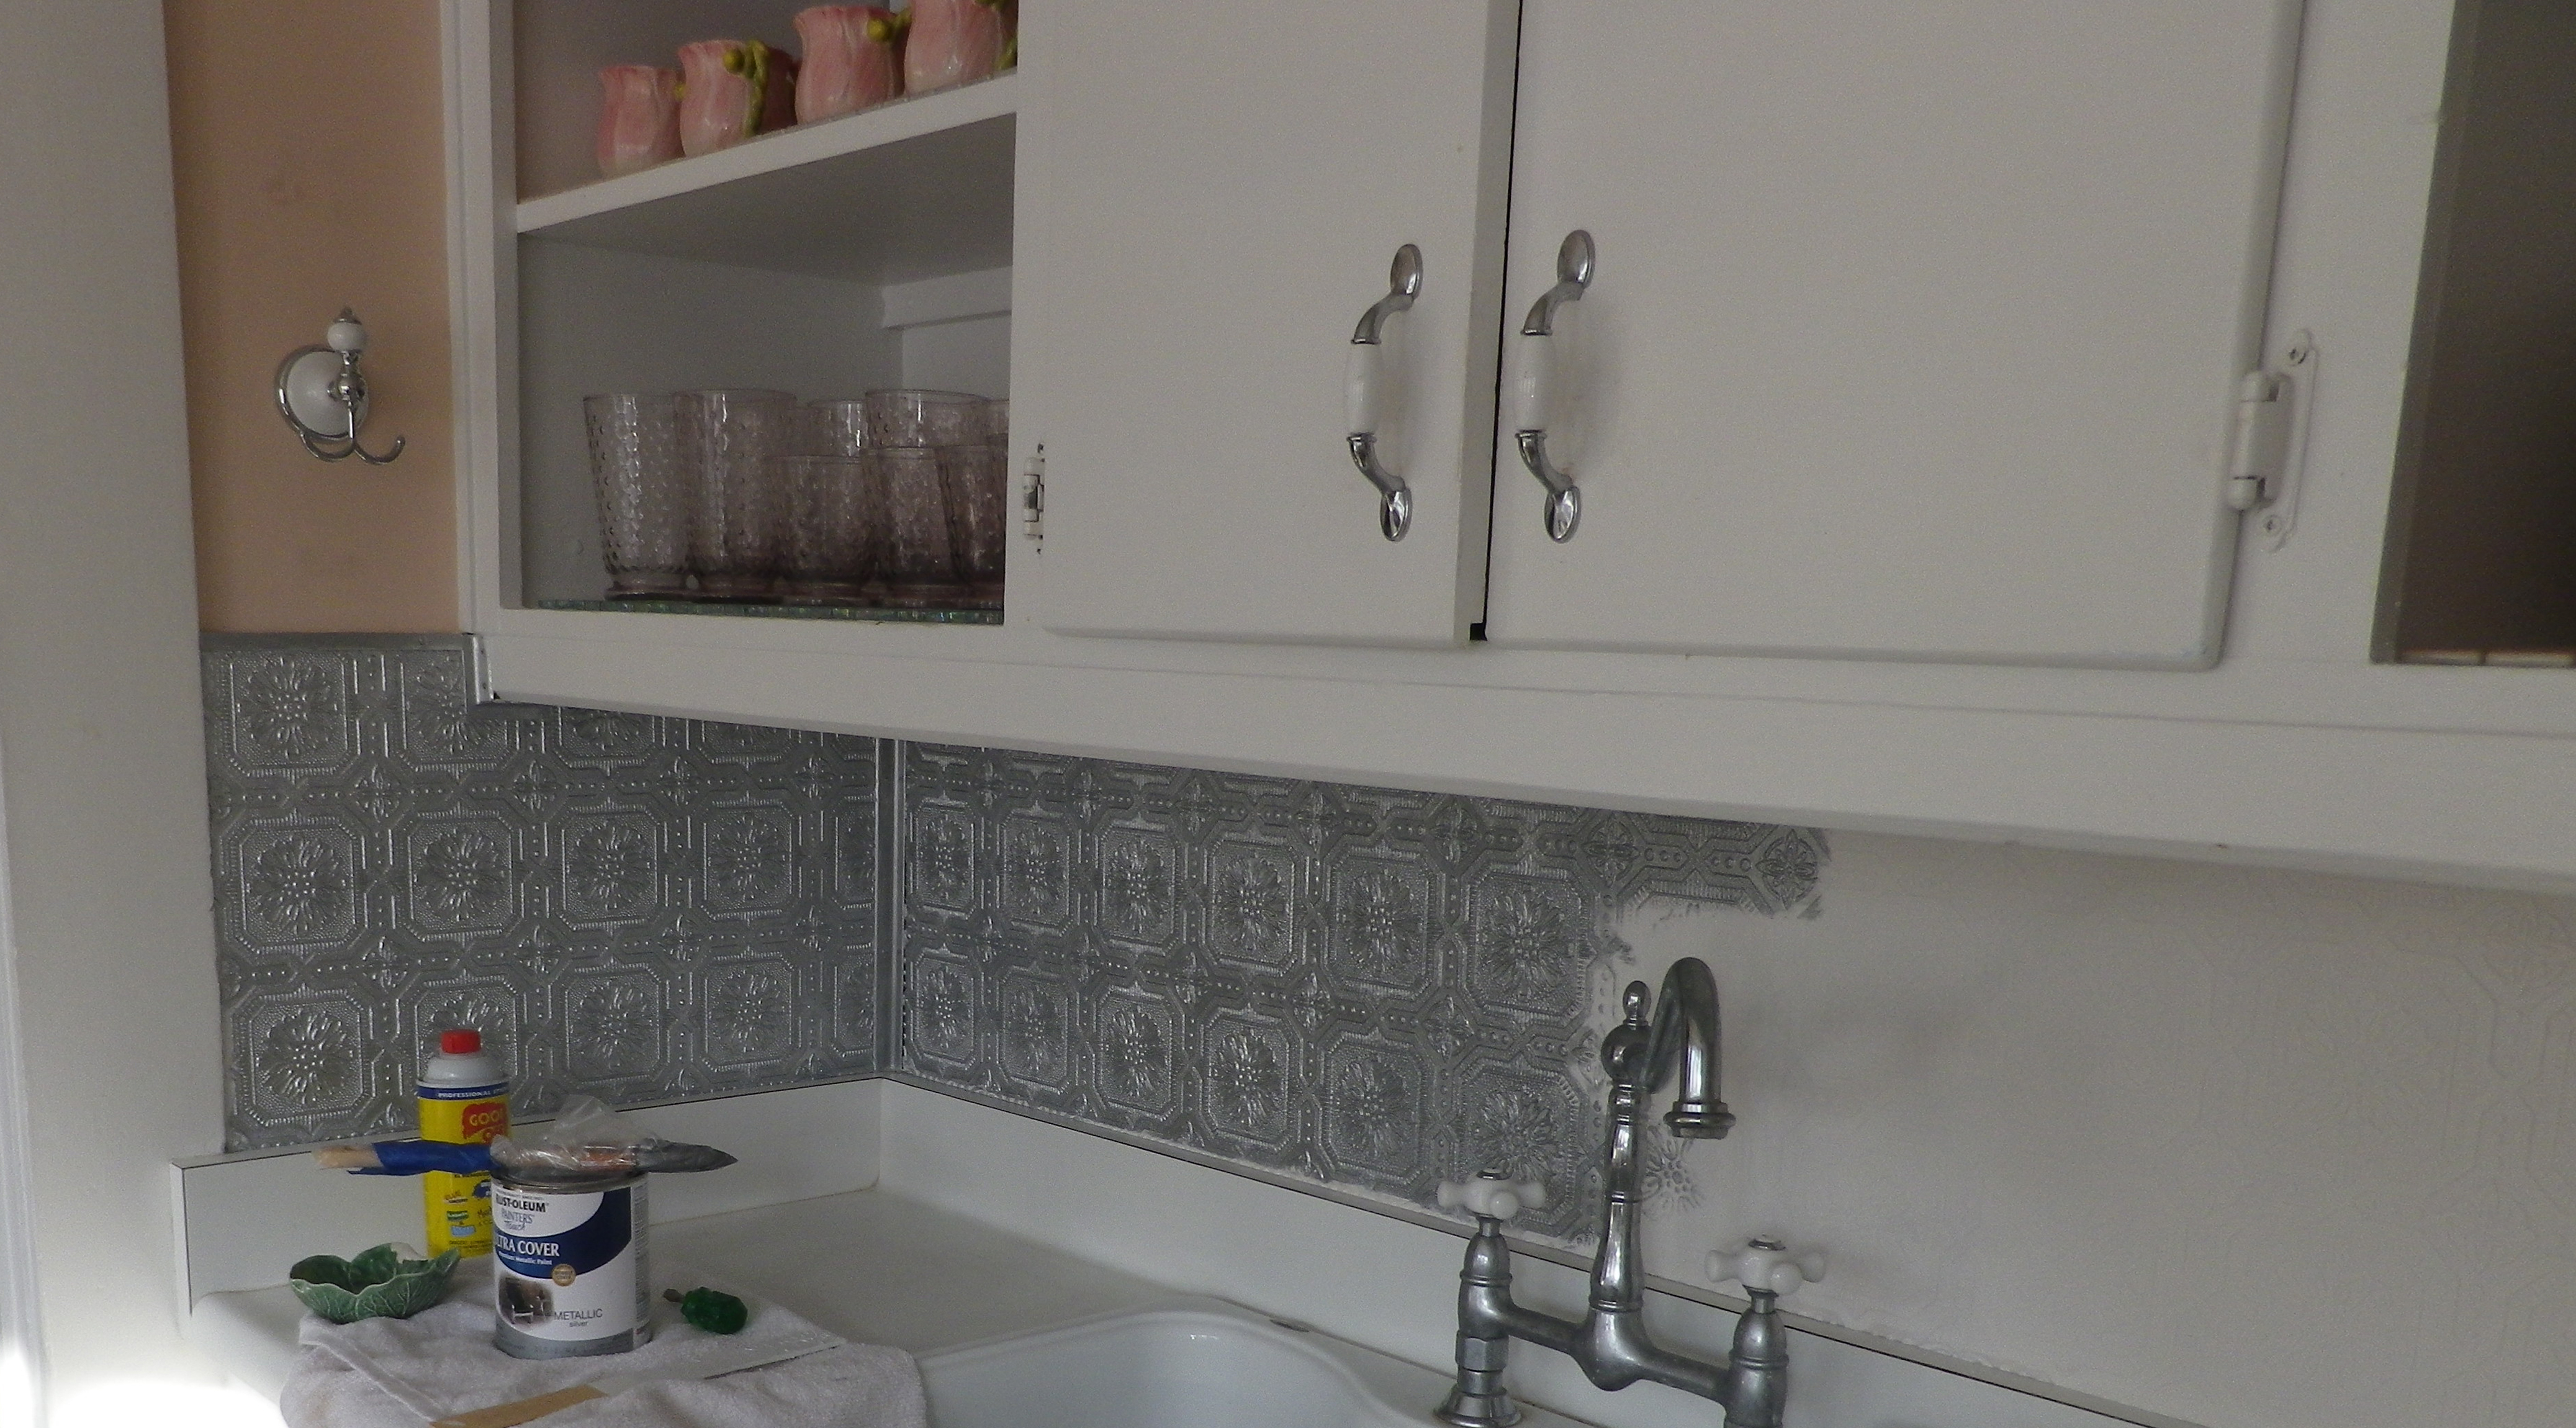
{"left": 1346, "top": 244, "right": 1423, "bottom": 542}
{"left": 1510, "top": 230, "right": 1593, "bottom": 543}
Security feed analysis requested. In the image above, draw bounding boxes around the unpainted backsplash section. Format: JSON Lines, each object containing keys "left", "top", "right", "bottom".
{"left": 896, "top": 741, "right": 1827, "bottom": 1241}
{"left": 204, "top": 638, "right": 883, "bottom": 1149}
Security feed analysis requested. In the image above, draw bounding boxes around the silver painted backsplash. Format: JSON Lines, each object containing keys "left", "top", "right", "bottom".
{"left": 205, "top": 638, "right": 885, "bottom": 1149}
{"left": 201, "top": 639, "right": 1827, "bottom": 1208}
{"left": 896, "top": 742, "right": 1826, "bottom": 1240}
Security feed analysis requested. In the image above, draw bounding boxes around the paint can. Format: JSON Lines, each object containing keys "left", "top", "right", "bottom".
{"left": 489, "top": 1167, "right": 651, "bottom": 1358}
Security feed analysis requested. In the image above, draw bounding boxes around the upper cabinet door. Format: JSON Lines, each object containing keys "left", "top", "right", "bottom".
{"left": 1485, "top": 2, "right": 2305, "bottom": 668}
{"left": 1020, "top": 1, "right": 1516, "bottom": 647}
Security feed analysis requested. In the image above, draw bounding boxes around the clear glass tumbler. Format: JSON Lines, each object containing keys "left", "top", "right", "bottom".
{"left": 807, "top": 399, "right": 872, "bottom": 458}
{"left": 583, "top": 393, "right": 688, "bottom": 599}
{"left": 678, "top": 389, "right": 799, "bottom": 600}
{"left": 775, "top": 454, "right": 885, "bottom": 603}
{"left": 940, "top": 442, "right": 1008, "bottom": 610}
{"left": 875, "top": 446, "right": 963, "bottom": 608}
{"left": 862, "top": 389, "right": 987, "bottom": 450}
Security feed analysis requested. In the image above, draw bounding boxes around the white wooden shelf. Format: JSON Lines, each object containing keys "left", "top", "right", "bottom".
{"left": 514, "top": 73, "right": 1017, "bottom": 283}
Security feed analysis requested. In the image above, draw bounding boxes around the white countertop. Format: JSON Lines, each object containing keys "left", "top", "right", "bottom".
{"left": 181, "top": 1080, "right": 2168, "bottom": 1428}
{"left": 188, "top": 1187, "right": 1171, "bottom": 1400}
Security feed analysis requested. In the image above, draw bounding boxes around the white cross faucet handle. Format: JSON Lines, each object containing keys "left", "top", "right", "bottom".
{"left": 1709, "top": 1237, "right": 1826, "bottom": 1298}
{"left": 1438, "top": 1172, "right": 1548, "bottom": 1223}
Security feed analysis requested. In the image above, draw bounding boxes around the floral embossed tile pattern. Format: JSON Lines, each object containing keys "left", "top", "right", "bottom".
{"left": 898, "top": 743, "right": 1825, "bottom": 1240}
{"left": 206, "top": 638, "right": 882, "bottom": 1150}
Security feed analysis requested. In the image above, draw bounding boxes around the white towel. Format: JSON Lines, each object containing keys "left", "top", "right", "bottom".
{"left": 281, "top": 1260, "right": 927, "bottom": 1428}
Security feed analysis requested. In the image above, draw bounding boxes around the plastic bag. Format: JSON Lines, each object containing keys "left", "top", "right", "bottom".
{"left": 487, "top": 1095, "right": 736, "bottom": 1183}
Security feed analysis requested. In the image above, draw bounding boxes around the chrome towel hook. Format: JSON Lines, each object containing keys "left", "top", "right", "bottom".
{"left": 276, "top": 308, "right": 406, "bottom": 465}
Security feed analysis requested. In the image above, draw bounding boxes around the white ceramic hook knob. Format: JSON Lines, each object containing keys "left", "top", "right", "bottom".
{"left": 1438, "top": 1175, "right": 1547, "bottom": 1222}
{"left": 325, "top": 309, "right": 369, "bottom": 354}
{"left": 1708, "top": 1237, "right": 1826, "bottom": 1298}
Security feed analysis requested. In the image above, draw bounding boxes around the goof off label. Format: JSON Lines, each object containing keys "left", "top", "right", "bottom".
{"left": 418, "top": 1082, "right": 508, "bottom": 1257}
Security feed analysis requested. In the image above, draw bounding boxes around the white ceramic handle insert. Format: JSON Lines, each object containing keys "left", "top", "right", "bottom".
{"left": 1508, "top": 328, "right": 1554, "bottom": 435}
{"left": 1439, "top": 1176, "right": 1547, "bottom": 1222}
{"left": 1346, "top": 340, "right": 1385, "bottom": 438}
{"left": 1708, "top": 1239, "right": 1826, "bottom": 1298}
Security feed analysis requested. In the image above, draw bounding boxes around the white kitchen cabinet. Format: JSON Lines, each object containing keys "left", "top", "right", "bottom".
{"left": 451, "top": 1, "right": 2576, "bottom": 895}
{"left": 1017, "top": 0, "right": 1516, "bottom": 647}
{"left": 1485, "top": 1, "right": 2305, "bottom": 667}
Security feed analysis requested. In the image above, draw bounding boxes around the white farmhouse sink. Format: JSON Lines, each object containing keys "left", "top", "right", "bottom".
{"left": 919, "top": 1298, "right": 1595, "bottom": 1428}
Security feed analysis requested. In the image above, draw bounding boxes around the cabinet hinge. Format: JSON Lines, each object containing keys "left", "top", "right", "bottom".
{"left": 1021, "top": 443, "right": 1046, "bottom": 543}
{"left": 463, "top": 632, "right": 495, "bottom": 705}
{"left": 2223, "top": 330, "right": 2315, "bottom": 552}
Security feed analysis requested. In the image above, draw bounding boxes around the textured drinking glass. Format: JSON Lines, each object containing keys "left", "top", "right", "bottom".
{"left": 807, "top": 399, "right": 872, "bottom": 457}
{"left": 980, "top": 396, "right": 1009, "bottom": 445}
{"left": 875, "top": 447, "right": 963, "bottom": 607}
{"left": 776, "top": 454, "right": 885, "bottom": 603}
{"left": 583, "top": 394, "right": 688, "bottom": 599}
{"left": 793, "top": 6, "right": 904, "bottom": 124}
{"left": 678, "top": 389, "right": 799, "bottom": 599}
{"left": 596, "top": 66, "right": 683, "bottom": 178}
{"left": 904, "top": 0, "right": 1012, "bottom": 95}
{"left": 940, "top": 443, "right": 1008, "bottom": 609}
{"left": 863, "top": 389, "right": 987, "bottom": 450}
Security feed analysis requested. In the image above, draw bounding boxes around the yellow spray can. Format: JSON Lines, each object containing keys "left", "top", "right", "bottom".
{"left": 418, "top": 1028, "right": 509, "bottom": 1256}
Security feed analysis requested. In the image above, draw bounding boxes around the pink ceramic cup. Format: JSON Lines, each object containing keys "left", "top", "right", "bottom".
{"left": 678, "top": 40, "right": 799, "bottom": 156}
{"left": 794, "top": 6, "right": 904, "bottom": 124}
{"left": 905, "top": 0, "right": 1014, "bottom": 96}
{"left": 595, "top": 65, "right": 682, "bottom": 178}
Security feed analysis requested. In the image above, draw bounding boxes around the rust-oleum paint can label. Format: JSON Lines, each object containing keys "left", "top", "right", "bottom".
{"left": 490, "top": 1172, "right": 651, "bottom": 1358}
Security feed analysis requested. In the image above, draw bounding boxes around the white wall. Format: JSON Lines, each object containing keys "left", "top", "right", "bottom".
{"left": 0, "top": 2, "right": 234, "bottom": 1422}
{"left": 1611, "top": 834, "right": 2576, "bottom": 1428}
{"left": 899, "top": 314, "right": 1011, "bottom": 398}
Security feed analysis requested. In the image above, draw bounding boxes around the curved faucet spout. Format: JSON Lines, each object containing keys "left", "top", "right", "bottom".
{"left": 1649, "top": 959, "right": 1733, "bottom": 1139}
{"left": 1437, "top": 954, "right": 1798, "bottom": 1428}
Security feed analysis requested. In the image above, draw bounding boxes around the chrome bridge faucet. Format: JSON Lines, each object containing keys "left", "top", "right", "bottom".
{"left": 1434, "top": 957, "right": 1824, "bottom": 1428}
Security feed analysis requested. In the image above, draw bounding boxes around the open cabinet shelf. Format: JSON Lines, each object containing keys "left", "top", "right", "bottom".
{"left": 533, "top": 597, "right": 1001, "bottom": 625}
{"left": 517, "top": 75, "right": 1016, "bottom": 283}
{"left": 493, "top": 1, "right": 1016, "bottom": 620}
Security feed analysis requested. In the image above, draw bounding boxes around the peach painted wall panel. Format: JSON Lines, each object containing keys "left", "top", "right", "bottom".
{"left": 167, "top": 0, "right": 459, "bottom": 632}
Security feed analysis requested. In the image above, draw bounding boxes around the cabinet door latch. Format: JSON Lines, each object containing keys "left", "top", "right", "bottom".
{"left": 2223, "top": 330, "right": 2314, "bottom": 552}
{"left": 1022, "top": 444, "right": 1045, "bottom": 543}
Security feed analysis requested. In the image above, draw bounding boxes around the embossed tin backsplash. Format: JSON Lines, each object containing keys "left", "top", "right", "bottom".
{"left": 896, "top": 743, "right": 1825, "bottom": 1240}
{"left": 206, "top": 637, "right": 886, "bottom": 1149}
{"left": 202, "top": 639, "right": 1826, "bottom": 1197}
